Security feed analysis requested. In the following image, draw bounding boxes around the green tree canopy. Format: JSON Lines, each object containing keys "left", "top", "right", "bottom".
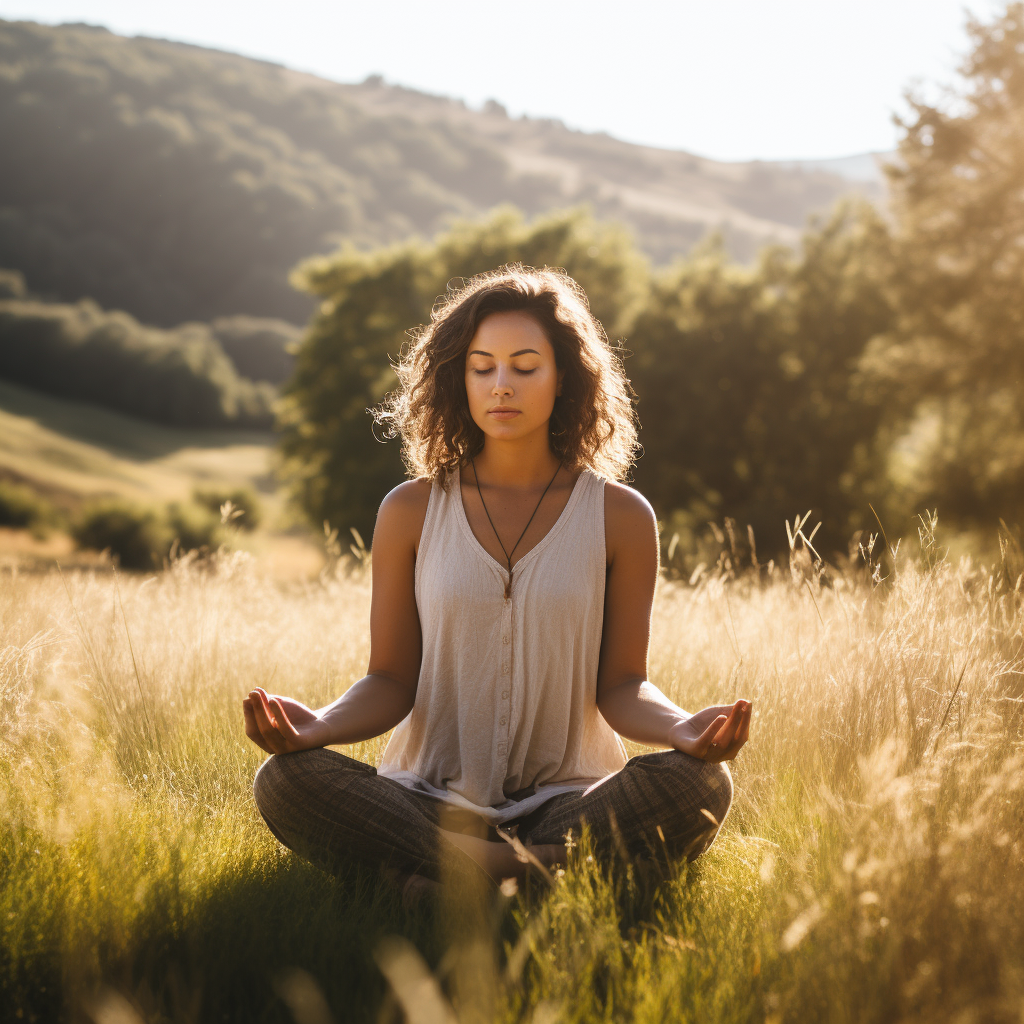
{"left": 276, "top": 3, "right": 1024, "bottom": 555}
{"left": 631, "top": 202, "right": 893, "bottom": 555}
{"left": 0, "top": 295, "right": 274, "bottom": 427}
{"left": 861, "top": 2, "right": 1024, "bottom": 524}
{"left": 279, "top": 203, "right": 893, "bottom": 555}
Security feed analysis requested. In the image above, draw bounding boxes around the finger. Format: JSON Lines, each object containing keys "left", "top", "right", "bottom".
{"left": 242, "top": 697, "right": 260, "bottom": 732}
{"left": 696, "top": 714, "right": 728, "bottom": 758}
{"left": 252, "top": 691, "right": 286, "bottom": 753}
{"left": 251, "top": 693, "right": 278, "bottom": 739}
{"left": 245, "top": 727, "right": 275, "bottom": 755}
{"left": 711, "top": 702, "right": 742, "bottom": 746}
{"left": 736, "top": 702, "right": 751, "bottom": 745}
{"left": 706, "top": 703, "right": 747, "bottom": 761}
{"left": 721, "top": 704, "right": 752, "bottom": 760}
{"left": 242, "top": 698, "right": 273, "bottom": 752}
{"left": 269, "top": 697, "right": 301, "bottom": 743}
{"left": 251, "top": 689, "right": 274, "bottom": 728}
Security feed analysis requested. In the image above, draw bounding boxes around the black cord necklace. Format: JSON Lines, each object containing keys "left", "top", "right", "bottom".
{"left": 470, "top": 455, "right": 562, "bottom": 600}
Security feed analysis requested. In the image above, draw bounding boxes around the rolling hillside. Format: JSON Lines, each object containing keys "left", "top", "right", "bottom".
{"left": 0, "top": 18, "right": 881, "bottom": 329}
{"left": 0, "top": 377, "right": 327, "bottom": 576}
{"left": 0, "top": 377, "right": 273, "bottom": 503}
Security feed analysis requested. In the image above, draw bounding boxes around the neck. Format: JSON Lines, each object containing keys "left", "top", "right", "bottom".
{"left": 472, "top": 427, "right": 561, "bottom": 488}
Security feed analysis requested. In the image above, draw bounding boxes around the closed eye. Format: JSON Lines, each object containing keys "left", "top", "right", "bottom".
{"left": 471, "top": 366, "right": 538, "bottom": 375}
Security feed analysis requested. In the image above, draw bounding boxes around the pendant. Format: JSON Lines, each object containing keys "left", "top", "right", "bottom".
{"left": 504, "top": 572, "right": 512, "bottom": 600}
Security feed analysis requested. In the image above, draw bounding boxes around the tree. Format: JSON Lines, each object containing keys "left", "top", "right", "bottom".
{"left": 630, "top": 202, "right": 893, "bottom": 556}
{"left": 0, "top": 295, "right": 274, "bottom": 427}
{"left": 279, "top": 199, "right": 894, "bottom": 556}
{"left": 861, "top": 3, "right": 1024, "bottom": 524}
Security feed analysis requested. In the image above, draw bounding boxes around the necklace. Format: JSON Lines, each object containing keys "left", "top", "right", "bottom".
{"left": 469, "top": 455, "right": 563, "bottom": 600}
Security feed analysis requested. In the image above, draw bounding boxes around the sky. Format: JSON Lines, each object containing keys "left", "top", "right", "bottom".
{"left": 0, "top": 0, "right": 1006, "bottom": 161}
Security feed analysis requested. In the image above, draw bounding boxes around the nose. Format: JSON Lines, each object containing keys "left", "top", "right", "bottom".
{"left": 492, "top": 367, "right": 514, "bottom": 398}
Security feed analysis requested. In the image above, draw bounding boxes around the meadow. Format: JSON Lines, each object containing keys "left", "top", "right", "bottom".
{"left": 0, "top": 378, "right": 328, "bottom": 581}
{"left": 1, "top": 524, "right": 1022, "bottom": 1024}
{"left": 0, "top": 378, "right": 275, "bottom": 518}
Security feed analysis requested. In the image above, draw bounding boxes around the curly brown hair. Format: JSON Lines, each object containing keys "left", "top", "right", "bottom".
{"left": 376, "top": 265, "right": 639, "bottom": 483}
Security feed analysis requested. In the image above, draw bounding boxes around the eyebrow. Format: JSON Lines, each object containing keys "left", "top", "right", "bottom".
{"left": 467, "top": 348, "right": 541, "bottom": 358}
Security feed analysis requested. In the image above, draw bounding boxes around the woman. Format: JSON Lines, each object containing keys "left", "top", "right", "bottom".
{"left": 244, "top": 266, "right": 751, "bottom": 896}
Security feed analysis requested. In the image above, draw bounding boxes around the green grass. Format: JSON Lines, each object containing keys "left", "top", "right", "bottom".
{"left": 0, "top": 378, "right": 275, "bottom": 506}
{"left": 1, "top": 544, "right": 1021, "bottom": 1023}
{"left": 0, "top": 380, "right": 327, "bottom": 576}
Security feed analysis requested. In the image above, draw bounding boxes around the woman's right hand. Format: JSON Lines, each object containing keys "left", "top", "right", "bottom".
{"left": 667, "top": 700, "right": 751, "bottom": 763}
{"left": 243, "top": 687, "right": 329, "bottom": 755}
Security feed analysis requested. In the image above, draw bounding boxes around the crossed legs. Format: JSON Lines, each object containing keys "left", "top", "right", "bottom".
{"left": 252, "top": 748, "right": 733, "bottom": 885}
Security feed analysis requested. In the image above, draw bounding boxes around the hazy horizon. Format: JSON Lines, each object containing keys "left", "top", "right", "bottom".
{"left": 0, "top": 0, "right": 1006, "bottom": 162}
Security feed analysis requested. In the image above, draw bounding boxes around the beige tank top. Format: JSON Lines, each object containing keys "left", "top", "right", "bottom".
{"left": 378, "top": 466, "right": 628, "bottom": 824}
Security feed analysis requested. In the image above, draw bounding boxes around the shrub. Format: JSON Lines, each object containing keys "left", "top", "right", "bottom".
{"left": 210, "top": 317, "right": 300, "bottom": 386}
{"left": 0, "top": 480, "right": 56, "bottom": 534}
{"left": 71, "top": 498, "right": 234, "bottom": 569}
{"left": 0, "top": 268, "right": 26, "bottom": 299}
{"left": 165, "top": 502, "right": 224, "bottom": 553}
{"left": 192, "top": 486, "right": 262, "bottom": 532}
{"left": 71, "top": 500, "right": 169, "bottom": 570}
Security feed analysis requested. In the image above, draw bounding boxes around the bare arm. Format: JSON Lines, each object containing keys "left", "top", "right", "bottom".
{"left": 243, "top": 480, "right": 429, "bottom": 755}
{"left": 595, "top": 483, "right": 751, "bottom": 762}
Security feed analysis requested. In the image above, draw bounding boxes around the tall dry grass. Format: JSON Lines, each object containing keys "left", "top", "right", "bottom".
{"left": 0, "top": 531, "right": 1022, "bottom": 1023}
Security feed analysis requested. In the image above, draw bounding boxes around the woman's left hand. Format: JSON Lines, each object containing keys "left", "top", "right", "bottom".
{"left": 667, "top": 700, "right": 751, "bottom": 762}
{"left": 243, "top": 687, "right": 328, "bottom": 755}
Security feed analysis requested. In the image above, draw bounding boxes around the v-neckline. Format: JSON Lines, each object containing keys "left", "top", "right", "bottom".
{"left": 454, "top": 465, "right": 588, "bottom": 584}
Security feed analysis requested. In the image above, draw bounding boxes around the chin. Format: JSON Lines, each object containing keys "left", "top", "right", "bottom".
{"left": 480, "top": 425, "right": 523, "bottom": 442}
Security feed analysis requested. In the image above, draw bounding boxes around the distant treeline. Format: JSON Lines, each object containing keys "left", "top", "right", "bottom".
{"left": 0, "top": 270, "right": 293, "bottom": 428}
{"left": 280, "top": 5, "right": 1024, "bottom": 555}
{"left": 280, "top": 204, "right": 892, "bottom": 556}
{"left": 0, "top": 477, "right": 263, "bottom": 567}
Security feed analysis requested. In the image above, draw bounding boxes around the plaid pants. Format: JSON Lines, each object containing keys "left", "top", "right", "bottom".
{"left": 253, "top": 748, "right": 732, "bottom": 882}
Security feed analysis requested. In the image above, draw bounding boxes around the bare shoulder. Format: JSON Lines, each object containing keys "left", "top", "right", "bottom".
{"left": 379, "top": 478, "right": 432, "bottom": 516}
{"left": 604, "top": 480, "right": 657, "bottom": 534}
{"left": 373, "top": 478, "right": 432, "bottom": 550}
{"left": 603, "top": 480, "right": 658, "bottom": 564}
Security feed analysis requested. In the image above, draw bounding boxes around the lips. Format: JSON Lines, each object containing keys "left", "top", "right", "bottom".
{"left": 488, "top": 407, "right": 521, "bottom": 419}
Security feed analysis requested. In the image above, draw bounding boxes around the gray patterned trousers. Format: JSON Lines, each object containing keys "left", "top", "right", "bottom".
{"left": 253, "top": 749, "right": 733, "bottom": 883}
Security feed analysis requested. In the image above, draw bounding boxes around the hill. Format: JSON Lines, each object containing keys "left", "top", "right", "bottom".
{"left": 0, "top": 18, "right": 880, "bottom": 328}
{"left": 0, "top": 376, "right": 273, "bottom": 504}
{"left": 0, "top": 376, "right": 327, "bottom": 577}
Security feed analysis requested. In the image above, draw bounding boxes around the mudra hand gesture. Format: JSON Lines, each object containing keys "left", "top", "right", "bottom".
{"left": 667, "top": 700, "right": 751, "bottom": 763}
{"left": 244, "top": 688, "right": 752, "bottom": 762}
{"left": 243, "top": 687, "right": 326, "bottom": 755}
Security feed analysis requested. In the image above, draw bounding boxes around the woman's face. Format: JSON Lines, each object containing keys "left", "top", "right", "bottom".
{"left": 464, "top": 311, "right": 563, "bottom": 443}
